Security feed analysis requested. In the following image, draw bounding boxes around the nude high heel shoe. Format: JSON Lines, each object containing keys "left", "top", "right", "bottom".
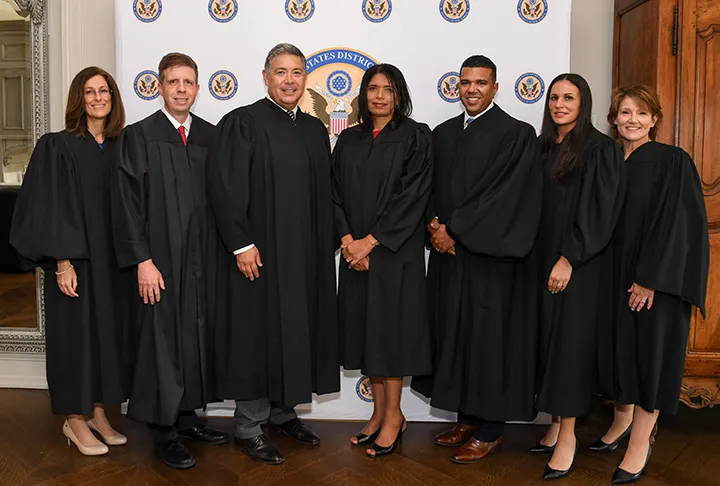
{"left": 87, "top": 419, "right": 128, "bottom": 446}
{"left": 63, "top": 420, "right": 109, "bottom": 456}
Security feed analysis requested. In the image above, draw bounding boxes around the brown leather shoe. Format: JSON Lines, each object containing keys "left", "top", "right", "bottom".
{"left": 450, "top": 437, "right": 502, "bottom": 464}
{"left": 433, "top": 424, "right": 476, "bottom": 447}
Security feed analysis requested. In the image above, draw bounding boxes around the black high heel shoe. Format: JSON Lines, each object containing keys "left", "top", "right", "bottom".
{"left": 612, "top": 444, "right": 652, "bottom": 484}
{"left": 530, "top": 439, "right": 557, "bottom": 454}
{"left": 589, "top": 426, "right": 632, "bottom": 453}
{"left": 543, "top": 441, "right": 579, "bottom": 481}
{"left": 352, "top": 427, "right": 381, "bottom": 446}
{"left": 367, "top": 420, "right": 406, "bottom": 458}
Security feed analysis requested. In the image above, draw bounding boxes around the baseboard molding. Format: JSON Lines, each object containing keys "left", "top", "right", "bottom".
{"left": 0, "top": 353, "right": 48, "bottom": 389}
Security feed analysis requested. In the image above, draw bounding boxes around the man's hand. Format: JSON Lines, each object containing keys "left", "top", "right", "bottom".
{"left": 548, "top": 256, "right": 572, "bottom": 293}
{"left": 138, "top": 259, "right": 165, "bottom": 305}
{"left": 431, "top": 224, "right": 455, "bottom": 254}
{"left": 342, "top": 234, "right": 377, "bottom": 266}
{"left": 427, "top": 218, "right": 440, "bottom": 236}
{"left": 56, "top": 260, "right": 79, "bottom": 298}
{"left": 236, "top": 246, "right": 263, "bottom": 281}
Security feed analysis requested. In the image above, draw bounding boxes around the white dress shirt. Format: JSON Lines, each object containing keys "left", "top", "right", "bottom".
{"left": 463, "top": 101, "right": 495, "bottom": 129}
{"left": 162, "top": 106, "right": 193, "bottom": 136}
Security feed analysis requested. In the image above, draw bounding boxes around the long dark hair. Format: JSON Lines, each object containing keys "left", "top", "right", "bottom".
{"left": 357, "top": 63, "right": 413, "bottom": 130}
{"left": 65, "top": 66, "right": 125, "bottom": 139}
{"left": 539, "top": 73, "right": 593, "bottom": 180}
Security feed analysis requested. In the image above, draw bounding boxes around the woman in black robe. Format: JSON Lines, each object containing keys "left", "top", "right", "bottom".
{"left": 595, "top": 85, "right": 709, "bottom": 485}
{"left": 333, "top": 64, "right": 432, "bottom": 458}
{"left": 10, "top": 67, "right": 132, "bottom": 456}
{"left": 530, "top": 74, "right": 626, "bottom": 480}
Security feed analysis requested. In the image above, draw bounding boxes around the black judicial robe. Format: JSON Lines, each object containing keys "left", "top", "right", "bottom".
{"left": 208, "top": 98, "right": 339, "bottom": 405}
{"left": 601, "top": 142, "right": 709, "bottom": 414}
{"left": 10, "top": 131, "right": 132, "bottom": 415}
{"left": 410, "top": 105, "right": 543, "bottom": 422}
{"left": 533, "top": 129, "right": 625, "bottom": 418}
{"left": 113, "top": 111, "right": 217, "bottom": 426}
{"left": 332, "top": 118, "right": 433, "bottom": 377}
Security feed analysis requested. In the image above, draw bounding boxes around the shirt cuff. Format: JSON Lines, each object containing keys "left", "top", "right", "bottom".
{"left": 233, "top": 243, "right": 255, "bottom": 255}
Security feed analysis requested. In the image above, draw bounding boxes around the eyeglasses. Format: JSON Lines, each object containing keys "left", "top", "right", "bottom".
{"left": 84, "top": 88, "right": 113, "bottom": 99}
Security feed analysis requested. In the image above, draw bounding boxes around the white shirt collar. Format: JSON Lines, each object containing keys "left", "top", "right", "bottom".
{"left": 266, "top": 96, "right": 298, "bottom": 116}
{"left": 161, "top": 106, "right": 193, "bottom": 135}
{"left": 463, "top": 101, "right": 495, "bottom": 128}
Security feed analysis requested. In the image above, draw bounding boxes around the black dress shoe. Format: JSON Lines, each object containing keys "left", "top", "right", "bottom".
{"left": 543, "top": 442, "right": 579, "bottom": 481}
{"left": 367, "top": 420, "right": 406, "bottom": 458}
{"left": 278, "top": 418, "right": 320, "bottom": 445}
{"left": 159, "top": 439, "right": 195, "bottom": 469}
{"left": 178, "top": 424, "right": 230, "bottom": 445}
{"left": 530, "top": 440, "right": 556, "bottom": 454}
{"left": 612, "top": 444, "right": 652, "bottom": 484}
{"left": 352, "top": 427, "right": 381, "bottom": 446}
{"left": 236, "top": 434, "right": 285, "bottom": 464}
{"left": 589, "top": 426, "right": 632, "bottom": 453}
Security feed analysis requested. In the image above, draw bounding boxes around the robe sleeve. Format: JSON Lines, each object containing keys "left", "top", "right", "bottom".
{"left": 112, "top": 124, "right": 152, "bottom": 268}
{"left": 560, "top": 138, "right": 626, "bottom": 268}
{"left": 634, "top": 148, "right": 709, "bottom": 317}
{"left": 207, "top": 110, "right": 255, "bottom": 254}
{"left": 10, "top": 133, "right": 89, "bottom": 264}
{"left": 423, "top": 129, "right": 442, "bottom": 226}
{"left": 446, "top": 125, "right": 542, "bottom": 257}
{"left": 369, "top": 124, "right": 433, "bottom": 253}
{"left": 331, "top": 133, "right": 351, "bottom": 245}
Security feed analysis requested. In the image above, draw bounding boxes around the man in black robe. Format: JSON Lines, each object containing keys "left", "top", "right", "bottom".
{"left": 113, "top": 53, "right": 229, "bottom": 469}
{"left": 208, "top": 43, "right": 339, "bottom": 465}
{"left": 411, "top": 55, "right": 543, "bottom": 463}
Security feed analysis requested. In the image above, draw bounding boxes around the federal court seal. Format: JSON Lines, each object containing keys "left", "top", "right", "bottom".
{"left": 299, "top": 47, "right": 379, "bottom": 148}
{"left": 515, "top": 72, "right": 545, "bottom": 104}
{"left": 134, "top": 71, "right": 160, "bottom": 101}
{"left": 362, "top": 0, "right": 392, "bottom": 23}
{"left": 517, "top": 0, "right": 548, "bottom": 24}
{"left": 356, "top": 376, "right": 374, "bottom": 402}
{"left": 440, "top": 0, "right": 469, "bottom": 23}
{"left": 209, "top": 71, "right": 238, "bottom": 101}
{"left": 437, "top": 72, "right": 461, "bottom": 103}
{"left": 133, "top": 0, "right": 162, "bottom": 23}
{"left": 208, "top": 0, "right": 238, "bottom": 23}
{"left": 286, "top": 0, "right": 315, "bottom": 22}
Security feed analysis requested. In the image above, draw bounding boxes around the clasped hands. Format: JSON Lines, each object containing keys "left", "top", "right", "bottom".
{"left": 428, "top": 219, "right": 456, "bottom": 256}
{"left": 341, "top": 234, "right": 373, "bottom": 271}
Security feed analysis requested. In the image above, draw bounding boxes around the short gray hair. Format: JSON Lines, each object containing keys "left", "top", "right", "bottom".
{"left": 264, "top": 43, "right": 307, "bottom": 72}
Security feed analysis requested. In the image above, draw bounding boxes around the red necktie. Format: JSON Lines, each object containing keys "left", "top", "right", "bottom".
{"left": 178, "top": 126, "right": 187, "bottom": 146}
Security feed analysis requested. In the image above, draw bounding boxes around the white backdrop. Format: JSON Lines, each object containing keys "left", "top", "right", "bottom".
{"left": 116, "top": 0, "right": 569, "bottom": 422}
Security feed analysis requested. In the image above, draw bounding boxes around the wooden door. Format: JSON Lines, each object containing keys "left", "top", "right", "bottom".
{"left": 677, "top": 0, "right": 720, "bottom": 408}
{"left": 613, "top": 0, "right": 678, "bottom": 144}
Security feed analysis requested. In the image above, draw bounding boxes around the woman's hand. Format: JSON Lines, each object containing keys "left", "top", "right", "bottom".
{"left": 56, "top": 260, "right": 79, "bottom": 298}
{"left": 628, "top": 282, "right": 655, "bottom": 311}
{"left": 548, "top": 256, "right": 572, "bottom": 293}
{"left": 342, "top": 234, "right": 378, "bottom": 267}
{"left": 352, "top": 257, "right": 370, "bottom": 272}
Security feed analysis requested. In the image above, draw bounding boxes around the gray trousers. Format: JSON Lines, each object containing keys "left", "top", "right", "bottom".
{"left": 234, "top": 398, "right": 297, "bottom": 439}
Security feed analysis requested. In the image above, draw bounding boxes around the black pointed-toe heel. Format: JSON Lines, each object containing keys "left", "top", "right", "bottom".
{"left": 542, "top": 442, "right": 579, "bottom": 481}
{"left": 352, "top": 427, "right": 381, "bottom": 446}
{"left": 612, "top": 444, "right": 653, "bottom": 485}
{"left": 530, "top": 440, "right": 557, "bottom": 454}
{"left": 589, "top": 426, "right": 632, "bottom": 453}
{"left": 367, "top": 420, "right": 406, "bottom": 458}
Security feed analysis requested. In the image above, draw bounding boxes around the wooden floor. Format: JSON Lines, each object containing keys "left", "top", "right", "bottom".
{"left": 0, "top": 272, "right": 36, "bottom": 329}
{"left": 0, "top": 389, "right": 718, "bottom": 485}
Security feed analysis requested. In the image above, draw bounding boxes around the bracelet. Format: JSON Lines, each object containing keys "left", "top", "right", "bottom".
{"left": 55, "top": 265, "right": 74, "bottom": 275}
